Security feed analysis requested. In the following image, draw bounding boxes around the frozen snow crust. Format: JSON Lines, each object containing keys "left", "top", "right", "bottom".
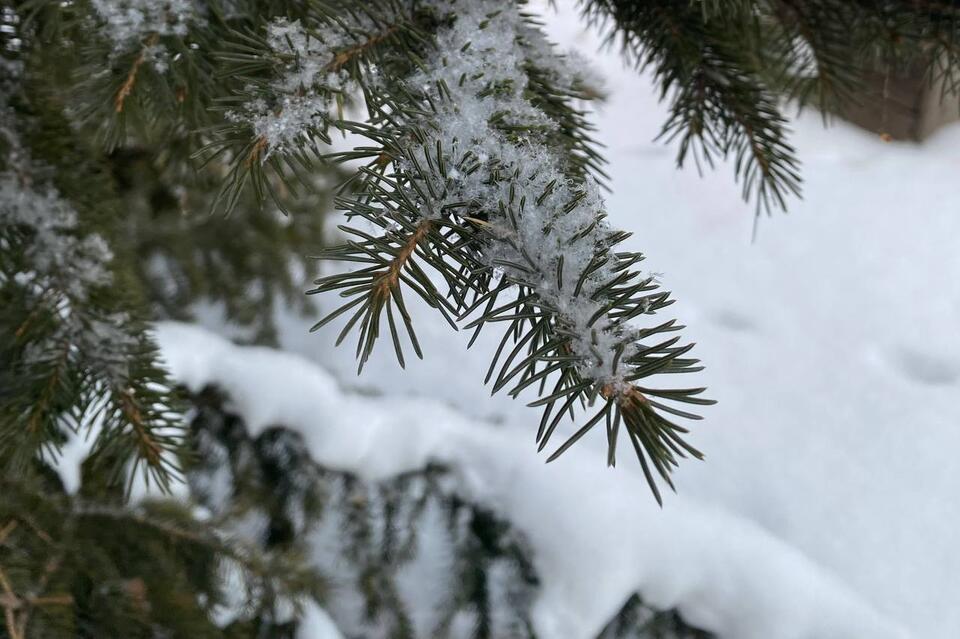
{"left": 156, "top": 321, "right": 909, "bottom": 639}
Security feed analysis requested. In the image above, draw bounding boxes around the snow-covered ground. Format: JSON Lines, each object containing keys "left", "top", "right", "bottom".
{"left": 156, "top": 321, "right": 907, "bottom": 639}
{"left": 183, "top": 3, "right": 960, "bottom": 637}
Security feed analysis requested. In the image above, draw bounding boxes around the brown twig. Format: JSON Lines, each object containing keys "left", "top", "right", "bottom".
{"left": 601, "top": 382, "right": 648, "bottom": 406}
{"left": 374, "top": 220, "right": 431, "bottom": 298}
{"left": 119, "top": 390, "right": 163, "bottom": 468}
{"left": 0, "top": 567, "right": 22, "bottom": 639}
{"left": 0, "top": 522, "right": 17, "bottom": 546}
{"left": 26, "top": 342, "right": 70, "bottom": 435}
{"left": 11, "top": 552, "right": 68, "bottom": 639}
{"left": 244, "top": 135, "right": 270, "bottom": 168}
{"left": 17, "top": 516, "right": 52, "bottom": 546}
{"left": 329, "top": 26, "right": 399, "bottom": 72}
{"left": 115, "top": 34, "right": 160, "bottom": 113}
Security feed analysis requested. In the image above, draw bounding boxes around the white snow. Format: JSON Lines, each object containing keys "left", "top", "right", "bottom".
{"left": 155, "top": 320, "right": 908, "bottom": 639}
{"left": 229, "top": 18, "right": 359, "bottom": 160}
{"left": 55, "top": 417, "right": 100, "bottom": 495}
{"left": 90, "top": 0, "right": 196, "bottom": 52}
{"left": 296, "top": 599, "right": 345, "bottom": 639}
{"left": 0, "top": 174, "right": 113, "bottom": 298}
{"left": 0, "top": 169, "right": 139, "bottom": 384}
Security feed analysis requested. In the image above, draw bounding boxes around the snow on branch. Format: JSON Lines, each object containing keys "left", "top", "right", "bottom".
{"left": 87, "top": 0, "right": 203, "bottom": 114}
{"left": 205, "top": 7, "right": 413, "bottom": 212}
{"left": 0, "top": 85, "right": 133, "bottom": 378}
{"left": 227, "top": 14, "right": 405, "bottom": 164}
{"left": 306, "top": 0, "right": 712, "bottom": 500}
{"left": 91, "top": 0, "right": 197, "bottom": 55}
{"left": 227, "top": 18, "right": 359, "bottom": 162}
{"left": 0, "top": 84, "right": 182, "bottom": 490}
{"left": 403, "top": 3, "right": 626, "bottom": 387}
{"left": 0, "top": 91, "right": 128, "bottom": 371}
{"left": 0, "top": 174, "right": 112, "bottom": 296}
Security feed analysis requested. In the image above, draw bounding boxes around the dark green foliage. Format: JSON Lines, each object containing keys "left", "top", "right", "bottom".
{"left": 582, "top": 0, "right": 801, "bottom": 214}
{"left": 0, "top": 61, "right": 184, "bottom": 493}
{"left": 198, "top": 0, "right": 430, "bottom": 217}
{"left": 1, "top": 0, "right": 334, "bottom": 492}
{"left": 0, "top": 472, "right": 323, "bottom": 639}
{"left": 108, "top": 144, "right": 333, "bottom": 345}
{"left": 598, "top": 595, "right": 713, "bottom": 639}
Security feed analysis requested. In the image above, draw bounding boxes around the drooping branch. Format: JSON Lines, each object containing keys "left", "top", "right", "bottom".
{"left": 307, "top": 0, "right": 713, "bottom": 501}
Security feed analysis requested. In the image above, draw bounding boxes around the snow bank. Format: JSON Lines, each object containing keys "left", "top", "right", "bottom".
{"left": 156, "top": 321, "right": 908, "bottom": 639}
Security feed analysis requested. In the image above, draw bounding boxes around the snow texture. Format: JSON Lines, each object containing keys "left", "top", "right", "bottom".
{"left": 230, "top": 18, "right": 358, "bottom": 159}
{"left": 155, "top": 321, "right": 908, "bottom": 639}
{"left": 55, "top": 417, "right": 101, "bottom": 495}
{"left": 91, "top": 0, "right": 196, "bottom": 53}
{"left": 0, "top": 67, "right": 139, "bottom": 377}
{"left": 0, "top": 170, "right": 142, "bottom": 382}
{"left": 398, "top": 0, "right": 658, "bottom": 393}
{"left": 0, "top": 174, "right": 113, "bottom": 296}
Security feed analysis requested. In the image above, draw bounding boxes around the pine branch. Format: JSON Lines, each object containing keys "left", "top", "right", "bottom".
{"left": 0, "top": 101, "right": 184, "bottom": 493}
{"left": 0, "top": 477, "right": 325, "bottom": 638}
{"left": 202, "top": 5, "right": 424, "bottom": 215}
{"left": 14, "top": 0, "right": 960, "bottom": 508}
{"left": 289, "top": 1, "right": 714, "bottom": 501}
{"left": 581, "top": 0, "right": 802, "bottom": 214}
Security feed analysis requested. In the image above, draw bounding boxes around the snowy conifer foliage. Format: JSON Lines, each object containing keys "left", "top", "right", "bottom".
{"left": 0, "top": 63, "right": 182, "bottom": 490}
{"left": 224, "top": 0, "right": 713, "bottom": 500}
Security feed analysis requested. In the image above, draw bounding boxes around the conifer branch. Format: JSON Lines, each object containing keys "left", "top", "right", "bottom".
{"left": 296, "top": 1, "right": 714, "bottom": 500}
{"left": 243, "top": 22, "right": 398, "bottom": 168}
{"left": 582, "top": 0, "right": 802, "bottom": 214}
{"left": 211, "top": 14, "right": 417, "bottom": 213}
{"left": 1, "top": 103, "right": 184, "bottom": 491}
